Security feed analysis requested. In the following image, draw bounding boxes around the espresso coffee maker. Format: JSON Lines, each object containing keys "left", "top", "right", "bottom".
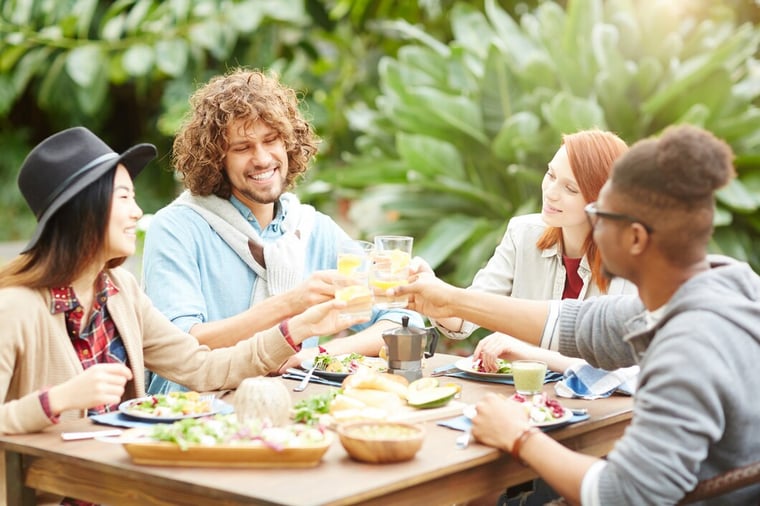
{"left": 381, "top": 316, "right": 439, "bottom": 382}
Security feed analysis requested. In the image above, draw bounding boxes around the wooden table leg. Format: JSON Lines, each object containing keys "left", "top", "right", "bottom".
{"left": 5, "top": 451, "right": 35, "bottom": 506}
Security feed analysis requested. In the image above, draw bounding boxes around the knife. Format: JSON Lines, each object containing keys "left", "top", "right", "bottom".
{"left": 431, "top": 364, "right": 460, "bottom": 377}
{"left": 61, "top": 429, "right": 123, "bottom": 441}
{"left": 283, "top": 371, "right": 343, "bottom": 388}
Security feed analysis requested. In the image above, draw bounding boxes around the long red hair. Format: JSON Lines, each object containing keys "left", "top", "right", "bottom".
{"left": 535, "top": 130, "right": 629, "bottom": 293}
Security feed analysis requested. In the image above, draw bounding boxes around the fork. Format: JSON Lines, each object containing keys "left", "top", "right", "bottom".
{"left": 293, "top": 363, "right": 318, "bottom": 392}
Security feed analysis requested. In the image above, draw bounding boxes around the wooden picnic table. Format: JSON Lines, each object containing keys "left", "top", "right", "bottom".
{"left": 1, "top": 353, "right": 633, "bottom": 505}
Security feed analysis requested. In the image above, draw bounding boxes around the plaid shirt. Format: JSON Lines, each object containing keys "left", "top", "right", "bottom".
{"left": 50, "top": 272, "right": 128, "bottom": 415}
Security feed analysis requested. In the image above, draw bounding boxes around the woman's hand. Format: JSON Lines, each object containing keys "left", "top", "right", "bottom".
{"left": 48, "top": 363, "right": 133, "bottom": 414}
{"left": 276, "top": 346, "right": 318, "bottom": 375}
{"left": 473, "top": 333, "right": 535, "bottom": 371}
{"left": 392, "top": 272, "right": 461, "bottom": 319}
{"left": 409, "top": 256, "right": 434, "bottom": 276}
{"left": 474, "top": 332, "right": 585, "bottom": 373}
{"left": 288, "top": 298, "right": 369, "bottom": 344}
{"left": 289, "top": 270, "right": 341, "bottom": 313}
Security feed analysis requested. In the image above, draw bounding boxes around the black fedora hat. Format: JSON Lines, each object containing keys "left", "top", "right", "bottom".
{"left": 17, "top": 126, "right": 157, "bottom": 253}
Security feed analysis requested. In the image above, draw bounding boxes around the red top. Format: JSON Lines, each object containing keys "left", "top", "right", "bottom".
{"left": 562, "top": 255, "right": 583, "bottom": 299}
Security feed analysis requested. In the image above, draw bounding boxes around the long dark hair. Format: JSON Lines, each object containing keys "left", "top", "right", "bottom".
{"left": 0, "top": 168, "right": 125, "bottom": 289}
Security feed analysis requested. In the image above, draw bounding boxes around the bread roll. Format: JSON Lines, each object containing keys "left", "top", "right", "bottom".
{"left": 341, "top": 388, "right": 405, "bottom": 411}
{"left": 330, "top": 393, "right": 367, "bottom": 413}
{"left": 342, "top": 370, "right": 409, "bottom": 399}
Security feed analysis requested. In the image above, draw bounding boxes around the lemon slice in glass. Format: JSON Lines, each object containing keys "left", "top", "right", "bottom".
{"left": 338, "top": 253, "right": 363, "bottom": 275}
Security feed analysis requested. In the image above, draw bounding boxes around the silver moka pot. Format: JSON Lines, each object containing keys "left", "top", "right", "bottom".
{"left": 381, "top": 315, "right": 439, "bottom": 382}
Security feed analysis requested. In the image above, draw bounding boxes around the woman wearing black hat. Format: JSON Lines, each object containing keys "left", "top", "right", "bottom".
{"left": 0, "top": 127, "right": 366, "bottom": 436}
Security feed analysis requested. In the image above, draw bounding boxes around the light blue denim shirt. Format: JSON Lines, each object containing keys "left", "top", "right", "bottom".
{"left": 142, "top": 194, "right": 420, "bottom": 394}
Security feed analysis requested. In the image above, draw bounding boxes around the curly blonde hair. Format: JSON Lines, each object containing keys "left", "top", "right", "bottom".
{"left": 172, "top": 68, "right": 320, "bottom": 197}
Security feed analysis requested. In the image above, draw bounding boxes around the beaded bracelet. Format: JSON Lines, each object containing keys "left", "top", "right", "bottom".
{"left": 511, "top": 426, "right": 541, "bottom": 465}
{"left": 278, "top": 319, "right": 301, "bottom": 352}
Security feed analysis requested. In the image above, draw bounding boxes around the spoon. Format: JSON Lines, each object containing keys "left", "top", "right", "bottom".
{"left": 455, "top": 428, "right": 472, "bottom": 450}
{"left": 456, "top": 405, "right": 478, "bottom": 449}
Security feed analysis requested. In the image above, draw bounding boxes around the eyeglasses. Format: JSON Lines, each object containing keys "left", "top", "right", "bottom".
{"left": 584, "top": 202, "right": 653, "bottom": 233}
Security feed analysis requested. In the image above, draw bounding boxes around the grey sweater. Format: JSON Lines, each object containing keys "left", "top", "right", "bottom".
{"left": 557, "top": 258, "right": 760, "bottom": 505}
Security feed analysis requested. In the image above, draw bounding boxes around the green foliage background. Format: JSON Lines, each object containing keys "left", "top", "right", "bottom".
{"left": 2, "top": 0, "right": 760, "bottom": 287}
{"left": 314, "top": 0, "right": 760, "bottom": 286}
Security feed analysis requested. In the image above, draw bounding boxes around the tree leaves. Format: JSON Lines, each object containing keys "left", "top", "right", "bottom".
{"left": 66, "top": 45, "right": 103, "bottom": 86}
{"left": 341, "top": 0, "right": 760, "bottom": 283}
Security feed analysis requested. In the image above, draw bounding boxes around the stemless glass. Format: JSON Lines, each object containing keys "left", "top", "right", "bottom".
{"left": 370, "top": 236, "right": 413, "bottom": 309}
{"left": 335, "top": 239, "right": 374, "bottom": 319}
{"left": 512, "top": 360, "right": 548, "bottom": 395}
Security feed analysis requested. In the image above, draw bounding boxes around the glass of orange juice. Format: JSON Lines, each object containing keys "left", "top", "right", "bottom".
{"left": 370, "top": 236, "right": 413, "bottom": 309}
{"left": 335, "top": 240, "right": 374, "bottom": 319}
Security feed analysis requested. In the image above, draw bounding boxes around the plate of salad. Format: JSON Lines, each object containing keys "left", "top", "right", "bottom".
{"left": 118, "top": 391, "right": 226, "bottom": 422}
{"left": 113, "top": 414, "right": 333, "bottom": 467}
{"left": 302, "top": 353, "right": 387, "bottom": 381}
{"left": 454, "top": 357, "right": 513, "bottom": 379}
{"left": 512, "top": 392, "right": 573, "bottom": 428}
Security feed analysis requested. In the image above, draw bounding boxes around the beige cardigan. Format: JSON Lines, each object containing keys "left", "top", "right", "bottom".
{"left": 0, "top": 267, "right": 295, "bottom": 435}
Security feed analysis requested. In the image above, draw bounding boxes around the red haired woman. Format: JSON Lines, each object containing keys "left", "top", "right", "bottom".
{"left": 432, "top": 130, "right": 637, "bottom": 370}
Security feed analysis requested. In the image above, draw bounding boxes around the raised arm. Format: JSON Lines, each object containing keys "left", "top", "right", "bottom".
{"left": 189, "top": 270, "right": 339, "bottom": 348}
{"left": 394, "top": 274, "right": 550, "bottom": 346}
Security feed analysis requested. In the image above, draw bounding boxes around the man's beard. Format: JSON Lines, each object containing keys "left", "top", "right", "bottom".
{"left": 238, "top": 174, "right": 285, "bottom": 204}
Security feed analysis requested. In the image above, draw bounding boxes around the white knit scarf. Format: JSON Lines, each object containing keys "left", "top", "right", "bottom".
{"left": 173, "top": 190, "right": 315, "bottom": 304}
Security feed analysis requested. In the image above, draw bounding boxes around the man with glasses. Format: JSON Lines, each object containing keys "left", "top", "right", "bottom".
{"left": 584, "top": 202, "right": 654, "bottom": 234}
{"left": 396, "top": 124, "right": 760, "bottom": 505}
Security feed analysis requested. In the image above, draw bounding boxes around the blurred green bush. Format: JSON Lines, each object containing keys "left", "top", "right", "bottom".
{"left": 2, "top": 0, "right": 759, "bottom": 281}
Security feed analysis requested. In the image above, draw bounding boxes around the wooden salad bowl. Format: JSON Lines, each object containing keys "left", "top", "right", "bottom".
{"left": 336, "top": 421, "right": 425, "bottom": 464}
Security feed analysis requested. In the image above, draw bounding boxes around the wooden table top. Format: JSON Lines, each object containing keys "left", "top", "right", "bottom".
{"left": 0, "top": 354, "right": 633, "bottom": 505}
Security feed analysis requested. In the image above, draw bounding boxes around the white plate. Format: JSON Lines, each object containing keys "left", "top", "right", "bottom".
{"left": 459, "top": 402, "right": 572, "bottom": 428}
{"left": 118, "top": 396, "right": 226, "bottom": 422}
{"left": 454, "top": 357, "right": 513, "bottom": 379}
{"left": 303, "top": 355, "right": 387, "bottom": 381}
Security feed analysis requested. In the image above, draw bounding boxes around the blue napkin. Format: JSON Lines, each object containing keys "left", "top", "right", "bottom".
{"left": 554, "top": 364, "right": 639, "bottom": 400}
{"left": 90, "top": 401, "right": 234, "bottom": 429}
{"left": 442, "top": 369, "right": 564, "bottom": 386}
{"left": 437, "top": 411, "right": 590, "bottom": 433}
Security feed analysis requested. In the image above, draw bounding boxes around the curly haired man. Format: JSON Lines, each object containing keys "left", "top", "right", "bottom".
{"left": 143, "top": 68, "right": 421, "bottom": 394}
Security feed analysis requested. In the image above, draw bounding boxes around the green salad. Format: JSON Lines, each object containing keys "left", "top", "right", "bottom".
{"left": 125, "top": 391, "right": 211, "bottom": 417}
{"left": 148, "top": 414, "right": 329, "bottom": 451}
{"left": 312, "top": 352, "right": 386, "bottom": 373}
{"left": 292, "top": 390, "right": 337, "bottom": 425}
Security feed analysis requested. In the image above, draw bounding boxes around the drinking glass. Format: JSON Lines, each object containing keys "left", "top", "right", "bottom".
{"left": 370, "top": 236, "right": 413, "bottom": 309}
{"left": 512, "top": 360, "right": 548, "bottom": 395}
{"left": 335, "top": 240, "right": 374, "bottom": 319}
